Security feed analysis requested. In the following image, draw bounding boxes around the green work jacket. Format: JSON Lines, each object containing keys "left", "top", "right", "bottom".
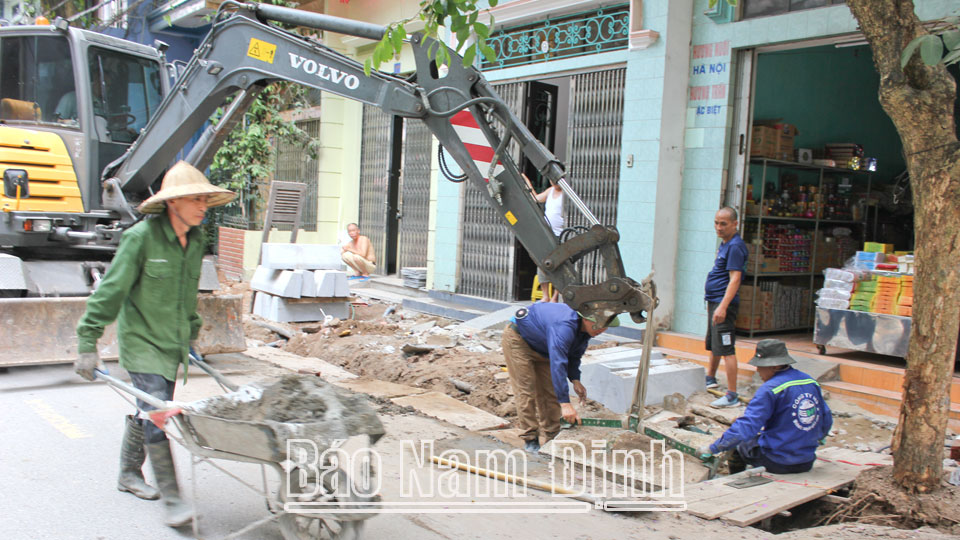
{"left": 77, "top": 214, "right": 204, "bottom": 382}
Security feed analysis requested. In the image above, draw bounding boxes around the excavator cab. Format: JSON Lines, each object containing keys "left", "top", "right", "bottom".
{"left": 0, "top": 24, "right": 166, "bottom": 251}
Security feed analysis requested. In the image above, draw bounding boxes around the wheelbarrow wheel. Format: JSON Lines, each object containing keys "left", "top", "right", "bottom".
{"left": 280, "top": 467, "right": 368, "bottom": 540}
{"left": 279, "top": 514, "right": 362, "bottom": 540}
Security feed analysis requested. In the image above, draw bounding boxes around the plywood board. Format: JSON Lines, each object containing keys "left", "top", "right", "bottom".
{"left": 392, "top": 391, "right": 509, "bottom": 431}
{"left": 683, "top": 447, "right": 892, "bottom": 527}
{"left": 686, "top": 490, "right": 768, "bottom": 520}
{"left": 720, "top": 483, "right": 825, "bottom": 526}
{"left": 334, "top": 378, "right": 427, "bottom": 399}
{"left": 540, "top": 429, "right": 710, "bottom": 497}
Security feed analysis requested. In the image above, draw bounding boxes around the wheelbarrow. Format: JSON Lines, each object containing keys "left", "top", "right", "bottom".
{"left": 95, "top": 352, "right": 384, "bottom": 540}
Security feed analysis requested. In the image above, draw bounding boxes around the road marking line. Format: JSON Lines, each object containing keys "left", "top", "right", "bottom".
{"left": 25, "top": 398, "right": 92, "bottom": 439}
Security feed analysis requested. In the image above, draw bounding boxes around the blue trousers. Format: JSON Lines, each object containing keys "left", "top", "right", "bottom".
{"left": 128, "top": 372, "right": 176, "bottom": 444}
{"left": 731, "top": 437, "right": 814, "bottom": 474}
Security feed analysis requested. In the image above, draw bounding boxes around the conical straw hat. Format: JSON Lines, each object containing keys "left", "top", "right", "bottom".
{"left": 137, "top": 161, "right": 237, "bottom": 214}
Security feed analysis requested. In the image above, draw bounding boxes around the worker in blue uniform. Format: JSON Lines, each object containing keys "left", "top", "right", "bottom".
{"left": 699, "top": 339, "right": 833, "bottom": 474}
{"left": 501, "top": 302, "right": 618, "bottom": 454}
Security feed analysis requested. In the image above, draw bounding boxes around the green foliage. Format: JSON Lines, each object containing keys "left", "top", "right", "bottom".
{"left": 207, "top": 82, "right": 318, "bottom": 210}
{"left": 364, "top": 0, "right": 499, "bottom": 76}
{"left": 901, "top": 15, "right": 960, "bottom": 67}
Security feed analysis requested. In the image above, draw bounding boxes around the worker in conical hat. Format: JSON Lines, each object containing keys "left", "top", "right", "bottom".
{"left": 75, "top": 161, "right": 235, "bottom": 528}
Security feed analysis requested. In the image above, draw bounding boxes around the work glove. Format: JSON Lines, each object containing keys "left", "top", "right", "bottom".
{"left": 189, "top": 340, "right": 201, "bottom": 362}
{"left": 697, "top": 445, "right": 713, "bottom": 460}
{"left": 74, "top": 351, "right": 103, "bottom": 382}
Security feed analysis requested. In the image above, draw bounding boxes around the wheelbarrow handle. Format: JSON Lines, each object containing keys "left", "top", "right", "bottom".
{"left": 95, "top": 369, "right": 170, "bottom": 410}
{"left": 189, "top": 349, "right": 240, "bottom": 392}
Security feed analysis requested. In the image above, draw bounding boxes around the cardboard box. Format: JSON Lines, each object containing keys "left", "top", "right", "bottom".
{"left": 775, "top": 124, "right": 797, "bottom": 161}
{"left": 750, "top": 126, "right": 780, "bottom": 159}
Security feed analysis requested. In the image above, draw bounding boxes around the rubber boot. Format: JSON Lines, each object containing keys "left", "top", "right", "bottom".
{"left": 145, "top": 441, "right": 195, "bottom": 527}
{"left": 117, "top": 416, "right": 160, "bottom": 500}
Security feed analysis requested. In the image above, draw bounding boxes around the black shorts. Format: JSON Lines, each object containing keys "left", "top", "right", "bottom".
{"left": 705, "top": 301, "right": 738, "bottom": 356}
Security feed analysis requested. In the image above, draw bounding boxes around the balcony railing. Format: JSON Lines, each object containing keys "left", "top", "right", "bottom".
{"left": 481, "top": 3, "right": 630, "bottom": 70}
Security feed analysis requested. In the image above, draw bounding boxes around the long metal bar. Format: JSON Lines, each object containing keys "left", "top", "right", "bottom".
{"left": 556, "top": 178, "right": 600, "bottom": 225}
{"left": 189, "top": 351, "right": 240, "bottom": 392}
{"left": 252, "top": 2, "right": 387, "bottom": 40}
{"left": 96, "top": 370, "right": 169, "bottom": 409}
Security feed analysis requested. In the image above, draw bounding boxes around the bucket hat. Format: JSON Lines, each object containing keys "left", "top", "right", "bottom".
{"left": 748, "top": 339, "right": 797, "bottom": 367}
{"left": 579, "top": 312, "right": 621, "bottom": 328}
{"left": 137, "top": 161, "right": 236, "bottom": 214}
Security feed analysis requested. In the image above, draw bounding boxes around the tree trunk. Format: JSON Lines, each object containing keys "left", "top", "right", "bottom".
{"left": 847, "top": 0, "right": 960, "bottom": 493}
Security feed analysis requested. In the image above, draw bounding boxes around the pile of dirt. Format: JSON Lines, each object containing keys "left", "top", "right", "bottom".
{"left": 823, "top": 466, "right": 960, "bottom": 534}
{"left": 286, "top": 329, "right": 518, "bottom": 418}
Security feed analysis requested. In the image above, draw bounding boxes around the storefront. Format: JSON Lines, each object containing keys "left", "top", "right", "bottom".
{"left": 732, "top": 42, "right": 915, "bottom": 344}
{"left": 669, "top": 0, "right": 958, "bottom": 350}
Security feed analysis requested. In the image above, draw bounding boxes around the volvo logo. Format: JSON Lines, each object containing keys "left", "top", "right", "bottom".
{"left": 288, "top": 53, "right": 360, "bottom": 90}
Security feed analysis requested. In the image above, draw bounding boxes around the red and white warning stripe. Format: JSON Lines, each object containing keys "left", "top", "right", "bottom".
{"left": 450, "top": 110, "right": 505, "bottom": 183}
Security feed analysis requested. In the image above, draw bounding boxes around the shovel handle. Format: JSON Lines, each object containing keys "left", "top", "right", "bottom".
{"left": 189, "top": 350, "right": 240, "bottom": 392}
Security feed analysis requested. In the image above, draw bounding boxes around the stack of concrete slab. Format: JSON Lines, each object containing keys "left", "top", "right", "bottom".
{"left": 573, "top": 346, "right": 705, "bottom": 414}
{"left": 251, "top": 243, "right": 352, "bottom": 322}
{"left": 401, "top": 267, "right": 427, "bottom": 289}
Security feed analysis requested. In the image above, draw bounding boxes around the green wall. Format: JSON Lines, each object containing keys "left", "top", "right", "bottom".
{"left": 754, "top": 45, "right": 905, "bottom": 181}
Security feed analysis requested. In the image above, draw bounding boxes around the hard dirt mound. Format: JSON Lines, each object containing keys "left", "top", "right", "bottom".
{"left": 285, "top": 330, "right": 518, "bottom": 418}
{"left": 823, "top": 466, "right": 960, "bottom": 534}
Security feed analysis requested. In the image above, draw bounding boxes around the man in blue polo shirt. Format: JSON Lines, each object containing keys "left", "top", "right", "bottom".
{"left": 704, "top": 206, "right": 748, "bottom": 407}
{"left": 501, "top": 303, "right": 617, "bottom": 454}
{"left": 699, "top": 339, "right": 833, "bottom": 474}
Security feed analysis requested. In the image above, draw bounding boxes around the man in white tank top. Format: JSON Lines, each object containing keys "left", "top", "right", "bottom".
{"left": 524, "top": 174, "right": 564, "bottom": 302}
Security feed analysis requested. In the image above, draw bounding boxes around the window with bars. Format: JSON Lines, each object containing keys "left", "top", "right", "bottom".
{"left": 742, "top": 0, "right": 846, "bottom": 20}
{"left": 273, "top": 120, "right": 319, "bottom": 231}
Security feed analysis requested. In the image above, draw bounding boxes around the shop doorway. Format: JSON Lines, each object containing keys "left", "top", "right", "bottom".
{"left": 358, "top": 105, "right": 402, "bottom": 275}
{"left": 729, "top": 39, "right": 914, "bottom": 346}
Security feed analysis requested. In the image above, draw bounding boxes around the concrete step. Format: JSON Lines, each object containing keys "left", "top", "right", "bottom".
{"left": 656, "top": 331, "right": 960, "bottom": 406}
{"left": 365, "top": 276, "right": 429, "bottom": 298}
{"left": 427, "top": 289, "right": 512, "bottom": 312}
{"left": 349, "top": 285, "right": 408, "bottom": 305}
{"left": 822, "top": 380, "right": 960, "bottom": 429}
{"left": 401, "top": 297, "right": 487, "bottom": 321}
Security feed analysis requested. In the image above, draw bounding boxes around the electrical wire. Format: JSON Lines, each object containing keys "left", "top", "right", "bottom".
{"left": 438, "top": 145, "right": 468, "bottom": 182}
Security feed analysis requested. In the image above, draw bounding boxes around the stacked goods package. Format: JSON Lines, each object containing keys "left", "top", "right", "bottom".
{"left": 872, "top": 275, "right": 901, "bottom": 314}
{"left": 736, "top": 283, "right": 775, "bottom": 331}
{"left": 897, "top": 275, "right": 913, "bottom": 317}
{"left": 816, "top": 267, "right": 855, "bottom": 310}
{"left": 850, "top": 274, "right": 876, "bottom": 312}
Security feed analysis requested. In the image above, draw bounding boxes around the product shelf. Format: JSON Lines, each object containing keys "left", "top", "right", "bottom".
{"left": 738, "top": 158, "right": 873, "bottom": 337}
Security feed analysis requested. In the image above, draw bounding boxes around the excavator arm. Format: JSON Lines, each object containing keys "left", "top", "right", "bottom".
{"left": 105, "top": 1, "right": 656, "bottom": 325}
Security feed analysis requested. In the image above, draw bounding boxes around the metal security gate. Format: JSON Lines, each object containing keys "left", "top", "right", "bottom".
{"left": 358, "top": 104, "right": 394, "bottom": 272}
{"left": 458, "top": 82, "right": 526, "bottom": 301}
{"left": 398, "top": 120, "right": 432, "bottom": 269}
{"left": 565, "top": 68, "right": 625, "bottom": 286}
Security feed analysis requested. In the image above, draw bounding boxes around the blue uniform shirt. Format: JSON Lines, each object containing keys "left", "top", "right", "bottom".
{"left": 510, "top": 303, "right": 591, "bottom": 404}
{"left": 704, "top": 233, "right": 748, "bottom": 304}
{"left": 709, "top": 367, "right": 833, "bottom": 465}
